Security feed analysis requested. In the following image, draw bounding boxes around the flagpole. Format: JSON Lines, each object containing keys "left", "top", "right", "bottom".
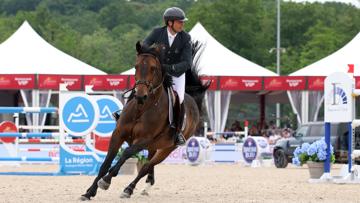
{"left": 276, "top": 0, "right": 281, "bottom": 127}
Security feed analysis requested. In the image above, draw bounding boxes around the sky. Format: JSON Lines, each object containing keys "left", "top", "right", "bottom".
{"left": 284, "top": 0, "right": 360, "bottom": 8}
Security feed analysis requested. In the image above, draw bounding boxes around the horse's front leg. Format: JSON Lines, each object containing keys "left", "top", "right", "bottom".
{"left": 97, "top": 142, "right": 146, "bottom": 191}
{"left": 80, "top": 129, "right": 125, "bottom": 201}
{"left": 121, "top": 146, "right": 176, "bottom": 198}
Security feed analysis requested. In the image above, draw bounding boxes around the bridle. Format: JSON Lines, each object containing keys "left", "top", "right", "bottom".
{"left": 134, "top": 53, "right": 164, "bottom": 95}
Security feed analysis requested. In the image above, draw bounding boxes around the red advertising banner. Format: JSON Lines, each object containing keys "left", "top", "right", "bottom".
{"left": 200, "top": 76, "right": 218, "bottom": 90}
{"left": 219, "top": 76, "right": 262, "bottom": 90}
{"left": 264, "top": 76, "right": 307, "bottom": 91}
{"left": 355, "top": 77, "right": 360, "bottom": 89}
{"left": 264, "top": 77, "right": 284, "bottom": 91}
{"left": 307, "top": 76, "right": 325, "bottom": 91}
{"left": 0, "top": 74, "right": 35, "bottom": 89}
{"left": 283, "top": 76, "right": 306, "bottom": 90}
{"left": 38, "top": 75, "right": 82, "bottom": 90}
{"left": 84, "top": 75, "right": 128, "bottom": 90}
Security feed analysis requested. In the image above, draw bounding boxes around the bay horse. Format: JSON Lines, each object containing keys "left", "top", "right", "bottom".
{"left": 81, "top": 41, "right": 209, "bottom": 200}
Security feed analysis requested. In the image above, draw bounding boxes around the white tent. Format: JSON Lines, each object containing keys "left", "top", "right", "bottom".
{"left": 0, "top": 21, "right": 106, "bottom": 130}
{"left": 122, "top": 23, "right": 278, "bottom": 134}
{"left": 291, "top": 32, "right": 360, "bottom": 76}
{"left": 0, "top": 21, "right": 106, "bottom": 75}
{"left": 190, "top": 23, "right": 277, "bottom": 77}
{"left": 289, "top": 32, "right": 360, "bottom": 124}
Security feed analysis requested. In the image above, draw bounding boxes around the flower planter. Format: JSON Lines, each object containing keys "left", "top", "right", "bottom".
{"left": 307, "top": 161, "right": 324, "bottom": 179}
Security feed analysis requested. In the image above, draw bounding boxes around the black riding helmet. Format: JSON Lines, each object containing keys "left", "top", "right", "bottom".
{"left": 163, "top": 7, "right": 188, "bottom": 25}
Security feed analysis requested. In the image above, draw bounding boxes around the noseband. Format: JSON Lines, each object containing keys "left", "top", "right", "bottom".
{"left": 135, "top": 53, "right": 163, "bottom": 95}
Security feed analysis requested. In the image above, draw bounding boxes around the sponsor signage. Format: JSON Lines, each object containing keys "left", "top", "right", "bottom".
{"left": 283, "top": 76, "right": 306, "bottom": 90}
{"left": 38, "top": 75, "right": 82, "bottom": 90}
{"left": 60, "top": 94, "right": 99, "bottom": 136}
{"left": 264, "top": 76, "right": 306, "bottom": 91}
{"left": 264, "top": 77, "right": 283, "bottom": 91}
{"left": 93, "top": 95, "right": 123, "bottom": 137}
{"left": 84, "top": 75, "right": 128, "bottom": 90}
{"left": 308, "top": 76, "right": 325, "bottom": 90}
{"left": 220, "top": 76, "right": 262, "bottom": 90}
{"left": 242, "top": 137, "right": 258, "bottom": 164}
{"left": 324, "top": 72, "right": 353, "bottom": 122}
{"left": 186, "top": 137, "right": 200, "bottom": 163}
{"left": 0, "top": 74, "right": 35, "bottom": 89}
{"left": 355, "top": 77, "right": 360, "bottom": 89}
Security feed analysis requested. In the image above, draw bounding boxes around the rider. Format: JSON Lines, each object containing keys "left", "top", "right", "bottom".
{"left": 142, "top": 7, "right": 192, "bottom": 146}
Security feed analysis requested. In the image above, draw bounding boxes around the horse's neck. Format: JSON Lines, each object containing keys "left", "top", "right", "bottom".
{"left": 135, "top": 86, "right": 167, "bottom": 113}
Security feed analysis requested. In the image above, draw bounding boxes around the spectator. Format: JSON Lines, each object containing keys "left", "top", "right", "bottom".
{"left": 282, "top": 128, "right": 291, "bottom": 138}
{"left": 249, "top": 125, "right": 259, "bottom": 136}
{"left": 230, "top": 120, "right": 243, "bottom": 132}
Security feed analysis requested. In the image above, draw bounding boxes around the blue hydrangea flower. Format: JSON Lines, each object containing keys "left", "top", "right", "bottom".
{"left": 307, "top": 143, "right": 317, "bottom": 156}
{"left": 317, "top": 150, "right": 327, "bottom": 161}
{"left": 292, "top": 157, "right": 300, "bottom": 166}
{"left": 317, "top": 140, "right": 327, "bottom": 151}
{"left": 301, "top": 143, "right": 310, "bottom": 153}
{"left": 294, "top": 146, "right": 302, "bottom": 157}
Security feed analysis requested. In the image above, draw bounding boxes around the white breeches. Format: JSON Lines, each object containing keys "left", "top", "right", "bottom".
{"left": 172, "top": 73, "right": 185, "bottom": 104}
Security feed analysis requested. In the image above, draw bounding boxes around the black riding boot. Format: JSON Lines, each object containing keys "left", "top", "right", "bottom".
{"left": 174, "top": 102, "right": 186, "bottom": 146}
{"left": 112, "top": 90, "right": 135, "bottom": 121}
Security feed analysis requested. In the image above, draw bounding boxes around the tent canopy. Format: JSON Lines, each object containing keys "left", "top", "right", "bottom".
{"left": 189, "top": 23, "right": 276, "bottom": 76}
{"left": 121, "top": 22, "right": 276, "bottom": 77}
{"left": 290, "top": 32, "right": 360, "bottom": 76}
{"left": 0, "top": 21, "right": 106, "bottom": 75}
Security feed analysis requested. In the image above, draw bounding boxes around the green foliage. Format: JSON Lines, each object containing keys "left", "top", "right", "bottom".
{"left": 116, "top": 147, "right": 149, "bottom": 164}
{"left": 0, "top": 0, "right": 359, "bottom": 75}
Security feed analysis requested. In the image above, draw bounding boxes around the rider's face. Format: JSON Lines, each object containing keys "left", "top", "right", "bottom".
{"left": 170, "top": 20, "right": 184, "bottom": 33}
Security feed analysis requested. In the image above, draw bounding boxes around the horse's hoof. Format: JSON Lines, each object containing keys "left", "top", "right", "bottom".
{"left": 80, "top": 195, "right": 91, "bottom": 201}
{"left": 97, "top": 178, "right": 110, "bottom": 190}
{"left": 141, "top": 190, "right": 149, "bottom": 196}
{"left": 120, "top": 192, "right": 131, "bottom": 198}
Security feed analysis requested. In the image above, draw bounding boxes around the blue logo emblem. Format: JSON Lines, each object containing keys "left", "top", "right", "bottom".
{"left": 242, "top": 137, "right": 257, "bottom": 164}
{"left": 93, "top": 96, "right": 123, "bottom": 136}
{"left": 186, "top": 138, "right": 200, "bottom": 163}
{"left": 62, "top": 96, "right": 98, "bottom": 136}
{"left": 257, "top": 139, "right": 268, "bottom": 148}
{"left": 333, "top": 87, "right": 348, "bottom": 104}
{"left": 326, "top": 86, "right": 348, "bottom": 106}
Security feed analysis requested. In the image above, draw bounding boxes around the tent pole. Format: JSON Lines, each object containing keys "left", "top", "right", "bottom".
{"left": 260, "top": 95, "right": 265, "bottom": 129}
{"left": 276, "top": 0, "right": 282, "bottom": 127}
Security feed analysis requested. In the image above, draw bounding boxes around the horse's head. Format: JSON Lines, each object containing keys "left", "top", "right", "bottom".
{"left": 134, "top": 41, "right": 165, "bottom": 104}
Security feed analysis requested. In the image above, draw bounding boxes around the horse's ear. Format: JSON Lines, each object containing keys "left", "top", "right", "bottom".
{"left": 136, "top": 41, "right": 142, "bottom": 54}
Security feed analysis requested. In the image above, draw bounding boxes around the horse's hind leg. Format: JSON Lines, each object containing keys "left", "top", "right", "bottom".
{"left": 141, "top": 150, "right": 156, "bottom": 195}
{"left": 80, "top": 132, "right": 125, "bottom": 201}
{"left": 121, "top": 146, "right": 176, "bottom": 198}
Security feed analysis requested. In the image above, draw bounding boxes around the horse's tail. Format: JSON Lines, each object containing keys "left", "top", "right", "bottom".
{"left": 185, "top": 40, "right": 210, "bottom": 116}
